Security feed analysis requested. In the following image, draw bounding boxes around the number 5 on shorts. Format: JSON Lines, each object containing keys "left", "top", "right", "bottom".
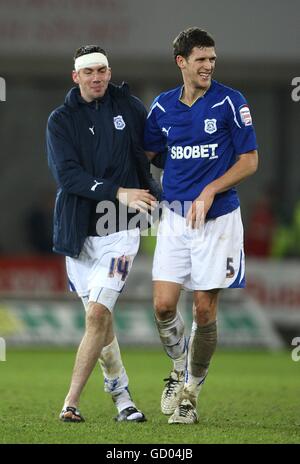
{"left": 226, "top": 257, "right": 235, "bottom": 278}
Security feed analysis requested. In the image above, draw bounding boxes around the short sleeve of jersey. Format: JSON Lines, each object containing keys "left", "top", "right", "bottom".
{"left": 143, "top": 97, "right": 167, "bottom": 153}
{"left": 226, "top": 91, "right": 258, "bottom": 155}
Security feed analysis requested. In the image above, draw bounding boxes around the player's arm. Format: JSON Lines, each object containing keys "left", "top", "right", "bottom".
{"left": 126, "top": 97, "right": 162, "bottom": 201}
{"left": 187, "top": 92, "right": 258, "bottom": 227}
{"left": 144, "top": 98, "right": 168, "bottom": 169}
{"left": 206, "top": 150, "right": 258, "bottom": 194}
{"left": 47, "top": 111, "right": 120, "bottom": 201}
{"left": 187, "top": 150, "right": 258, "bottom": 227}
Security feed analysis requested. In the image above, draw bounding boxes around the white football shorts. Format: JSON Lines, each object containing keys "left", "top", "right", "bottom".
{"left": 152, "top": 207, "right": 245, "bottom": 290}
{"left": 66, "top": 228, "right": 140, "bottom": 298}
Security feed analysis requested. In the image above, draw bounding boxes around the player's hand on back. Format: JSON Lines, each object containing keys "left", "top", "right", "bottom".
{"left": 117, "top": 188, "right": 157, "bottom": 214}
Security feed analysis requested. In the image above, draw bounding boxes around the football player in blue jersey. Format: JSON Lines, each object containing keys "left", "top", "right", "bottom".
{"left": 144, "top": 27, "right": 258, "bottom": 424}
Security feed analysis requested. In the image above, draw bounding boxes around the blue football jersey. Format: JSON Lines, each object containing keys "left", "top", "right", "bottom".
{"left": 144, "top": 80, "right": 258, "bottom": 219}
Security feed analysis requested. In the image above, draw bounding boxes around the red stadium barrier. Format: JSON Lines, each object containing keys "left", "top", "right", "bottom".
{"left": 0, "top": 256, "right": 67, "bottom": 295}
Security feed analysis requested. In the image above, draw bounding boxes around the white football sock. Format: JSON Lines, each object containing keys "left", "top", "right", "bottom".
{"left": 99, "top": 337, "right": 135, "bottom": 413}
{"left": 99, "top": 336, "right": 123, "bottom": 379}
{"left": 155, "top": 312, "right": 187, "bottom": 370}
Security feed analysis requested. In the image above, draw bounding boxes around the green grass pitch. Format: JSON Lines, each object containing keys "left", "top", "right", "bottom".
{"left": 0, "top": 348, "right": 299, "bottom": 444}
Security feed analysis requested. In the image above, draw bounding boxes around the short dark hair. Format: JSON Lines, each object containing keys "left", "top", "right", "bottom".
{"left": 73, "top": 45, "right": 108, "bottom": 62}
{"left": 173, "top": 27, "right": 215, "bottom": 61}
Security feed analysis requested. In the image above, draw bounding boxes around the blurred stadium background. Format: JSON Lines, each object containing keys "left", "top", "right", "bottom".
{"left": 0, "top": 0, "right": 300, "bottom": 443}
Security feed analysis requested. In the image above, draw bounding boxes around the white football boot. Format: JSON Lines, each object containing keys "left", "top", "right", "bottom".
{"left": 161, "top": 370, "right": 185, "bottom": 415}
{"left": 168, "top": 398, "right": 198, "bottom": 424}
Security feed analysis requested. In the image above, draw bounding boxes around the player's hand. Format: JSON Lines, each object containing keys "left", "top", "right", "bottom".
{"left": 117, "top": 188, "right": 157, "bottom": 214}
{"left": 186, "top": 186, "right": 215, "bottom": 228}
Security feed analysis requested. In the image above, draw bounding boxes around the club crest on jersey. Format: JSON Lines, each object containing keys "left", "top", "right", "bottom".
{"left": 239, "top": 105, "right": 252, "bottom": 126}
{"left": 113, "top": 115, "right": 126, "bottom": 130}
{"left": 204, "top": 119, "right": 217, "bottom": 134}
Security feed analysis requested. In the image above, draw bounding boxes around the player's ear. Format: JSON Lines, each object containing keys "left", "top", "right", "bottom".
{"left": 72, "top": 70, "right": 79, "bottom": 84}
{"left": 176, "top": 55, "right": 186, "bottom": 70}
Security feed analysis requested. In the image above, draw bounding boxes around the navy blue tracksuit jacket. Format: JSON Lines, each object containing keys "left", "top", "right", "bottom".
{"left": 46, "top": 82, "right": 161, "bottom": 258}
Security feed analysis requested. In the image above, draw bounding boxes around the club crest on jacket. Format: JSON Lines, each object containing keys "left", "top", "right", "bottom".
{"left": 114, "top": 115, "right": 126, "bottom": 130}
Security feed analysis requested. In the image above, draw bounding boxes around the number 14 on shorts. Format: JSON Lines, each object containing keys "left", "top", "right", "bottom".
{"left": 108, "top": 255, "right": 131, "bottom": 281}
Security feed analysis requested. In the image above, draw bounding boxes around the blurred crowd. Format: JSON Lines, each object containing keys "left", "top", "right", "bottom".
{"left": 245, "top": 188, "right": 300, "bottom": 259}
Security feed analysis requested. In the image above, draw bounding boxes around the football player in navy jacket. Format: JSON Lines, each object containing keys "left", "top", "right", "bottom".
{"left": 47, "top": 45, "right": 160, "bottom": 423}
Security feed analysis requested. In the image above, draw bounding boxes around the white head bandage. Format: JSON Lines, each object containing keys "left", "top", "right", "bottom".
{"left": 74, "top": 52, "right": 109, "bottom": 72}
